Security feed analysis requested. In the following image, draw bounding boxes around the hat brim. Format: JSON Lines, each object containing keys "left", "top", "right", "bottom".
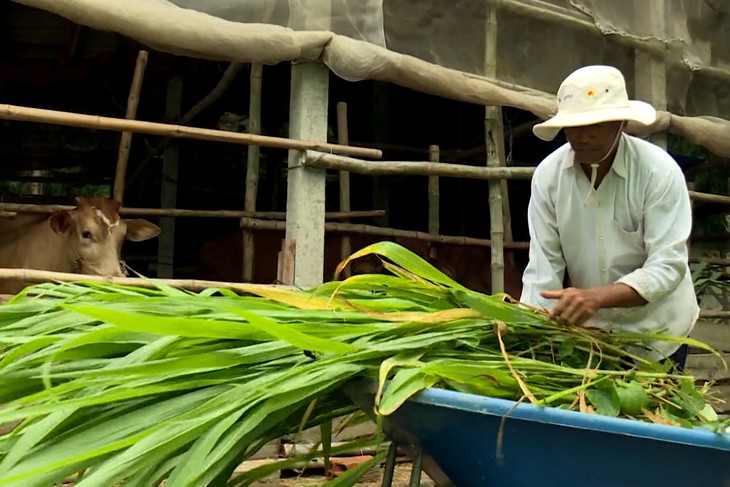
{"left": 532, "top": 100, "right": 657, "bottom": 141}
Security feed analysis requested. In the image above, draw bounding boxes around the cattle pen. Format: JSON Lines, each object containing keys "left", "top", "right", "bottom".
{"left": 2, "top": 0, "right": 730, "bottom": 485}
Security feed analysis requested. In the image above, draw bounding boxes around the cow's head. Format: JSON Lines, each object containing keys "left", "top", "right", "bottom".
{"left": 48, "top": 197, "right": 161, "bottom": 276}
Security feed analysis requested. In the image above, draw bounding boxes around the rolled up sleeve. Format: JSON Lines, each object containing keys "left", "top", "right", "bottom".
{"left": 616, "top": 168, "right": 691, "bottom": 303}
{"left": 520, "top": 167, "right": 566, "bottom": 309}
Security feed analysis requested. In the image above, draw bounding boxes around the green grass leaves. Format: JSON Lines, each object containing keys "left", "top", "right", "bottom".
{"left": 0, "top": 241, "right": 726, "bottom": 485}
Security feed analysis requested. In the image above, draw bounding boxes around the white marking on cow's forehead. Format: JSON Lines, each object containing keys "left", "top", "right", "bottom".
{"left": 94, "top": 208, "right": 120, "bottom": 234}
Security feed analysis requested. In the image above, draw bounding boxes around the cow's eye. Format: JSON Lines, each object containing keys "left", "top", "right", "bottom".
{"left": 81, "top": 230, "right": 93, "bottom": 239}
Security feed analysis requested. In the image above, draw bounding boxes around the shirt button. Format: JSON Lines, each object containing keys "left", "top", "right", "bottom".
{"left": 599, "top": 236, "right": 604, "bottom": 241}
{"left": 601, "top": 268, "right": 607, "bottom": 272}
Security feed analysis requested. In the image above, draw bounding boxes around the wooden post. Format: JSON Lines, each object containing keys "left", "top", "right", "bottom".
{"left": 284, "top": 0, "right": 330, "bottom": 289}
{"left": 485, "top": 7, "right": 506, "bottom": 294}
{"left": 243, "top": 64, "right": 263, "bottom": 283}
{"left": 114, "top": 50, "right": 149, "bottom": 204}
{"left": 428, "top": 145, "right": 440, "bottom": 259}
{"left": 372, "top": 83, "right": 390, "bottom": 227}
{"left": 337, "top": 101, "right": 352, "bottom": 278}
{"left": 634, "top": 0, "right": 667, "bottom": 150}
{"left": 157, "top": 76, "right": 182, "bottom": 279}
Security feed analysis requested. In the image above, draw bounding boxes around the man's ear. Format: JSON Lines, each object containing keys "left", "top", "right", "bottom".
{"left": 49, "top": 211, "right": 72, "bottom": 234}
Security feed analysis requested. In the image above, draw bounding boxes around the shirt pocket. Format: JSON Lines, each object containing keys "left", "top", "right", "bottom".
{"left": 610, "top": 219, "right": 646, "bottom": 271}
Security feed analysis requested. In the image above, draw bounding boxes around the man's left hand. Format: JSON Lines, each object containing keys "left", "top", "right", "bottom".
{"left": 540, "top": 287, "right": 601, "bottom": 326}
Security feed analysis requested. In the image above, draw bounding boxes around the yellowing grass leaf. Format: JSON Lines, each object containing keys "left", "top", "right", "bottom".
{"left": 375, "top": 351, "right": 425, "bottom": 406}
{"left": 239, "top": 284, "right": 356, "bottom": 311}
{"left": 364, "top": 308, "right": 482, "bottom": 323}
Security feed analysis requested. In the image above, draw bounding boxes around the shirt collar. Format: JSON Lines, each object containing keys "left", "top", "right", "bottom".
{"left": 561, "top": 134, "right": 628, "bottom": 178}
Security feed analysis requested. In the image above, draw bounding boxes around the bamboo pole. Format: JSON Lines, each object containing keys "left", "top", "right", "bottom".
{"left": 428, "top": 145, "right": 440, "bottom": 240}
{"left": 699, "top": 311, "right": 730, "bottom": 319}
{"left": 485, "top": 6, "right": 505, "bottom": 295}
{"left": 0, "top": 268, "right": 295, "bottom": 293}
{"left": 240, "top": 217, "right": 530, "bottom": 250}
{"left": 688, "top": 190, "right": 730, "bottom": 205}
{"left": 428, "top": 144, "right": 443, "bottom": 259}
{"left": 690, "top": 257, "right": 730, "bottom": 266}
{"left": 0, "top": 203, "right": 384, "bottom": 220}
{"left": 302, "top": 150, "right": 534, "bottom": 180}
{"left": 337, "top": 101, "right": 352, "bottom": 278}
{"left": 0, "top": 104, "right": 382, "bottom": 160}
{"left": 114, "top": 50, "right": 149, "bottom": 204}
{"left": 243, "top": 64, "right": 263, "bottom": 283}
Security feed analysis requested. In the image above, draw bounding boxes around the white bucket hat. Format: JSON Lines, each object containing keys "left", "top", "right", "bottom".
{"left": 532, "top": 65, "right": 657, "bottom": 141}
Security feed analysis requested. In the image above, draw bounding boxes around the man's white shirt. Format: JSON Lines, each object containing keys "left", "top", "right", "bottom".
{"left": 520, "top": 134, "right": 699, "bottom": 360}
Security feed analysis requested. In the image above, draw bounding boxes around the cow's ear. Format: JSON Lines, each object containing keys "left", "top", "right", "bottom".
{"left": 124, "top": 219, "right": 161, "bottom": 242}
{"left": 49, "top": 211, "right": 72, "bottom": 234}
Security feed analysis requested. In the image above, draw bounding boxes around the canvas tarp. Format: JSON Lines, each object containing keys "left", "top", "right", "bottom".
{"left": 11, "top": 0, "right": 730, "bottom": 158}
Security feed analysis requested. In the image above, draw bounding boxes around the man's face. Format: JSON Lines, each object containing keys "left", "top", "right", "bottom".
{"left": 564, "top": 121, "right": 625, "bottom": 165}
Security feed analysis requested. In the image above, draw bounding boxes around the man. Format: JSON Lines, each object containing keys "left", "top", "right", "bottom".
{"left": 520, "top": 65, "right": 699, "bottom": 369}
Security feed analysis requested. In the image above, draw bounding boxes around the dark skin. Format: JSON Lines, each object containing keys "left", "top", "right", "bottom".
{"left": 540, "top": 121, "right": 648, "bottom": 327}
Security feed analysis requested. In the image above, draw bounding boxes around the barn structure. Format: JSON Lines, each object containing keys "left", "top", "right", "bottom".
{"left": 2, "top": 0, "right": 730, "bottom": 478}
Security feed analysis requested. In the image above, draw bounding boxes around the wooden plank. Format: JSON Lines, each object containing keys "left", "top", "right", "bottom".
{"left": 690, "top": 320, "right": 730, "bottom": 352}
{"left": 707, "top": 383, "right": 730, "bottom": 414}
{"left": 686, "top": 353, "right": 730, "bottom": 381}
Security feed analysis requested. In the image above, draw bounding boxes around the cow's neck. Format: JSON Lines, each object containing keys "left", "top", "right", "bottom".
{"left": 0, "top": 214, "right": 77, "bottom": 274}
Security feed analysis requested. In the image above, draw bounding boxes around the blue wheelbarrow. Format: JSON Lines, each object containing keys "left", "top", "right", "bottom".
{"left": 342, "top": 378, "right": 730, "bottom": 487}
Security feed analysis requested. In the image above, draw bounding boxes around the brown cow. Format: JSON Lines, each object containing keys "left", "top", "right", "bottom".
{"left": 0, "top": 196, "right": 161, "bottom": 294}
{"left": 196, "top": 228, "right": 524, "bottom": 299}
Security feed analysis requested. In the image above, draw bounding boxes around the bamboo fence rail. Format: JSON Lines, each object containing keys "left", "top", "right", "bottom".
{"left": 0, "top": 104, "right": 382, "bottom": 159}
{"left": 0, "top": 203, "right": 384, "bottom": 221}
{"left": 239, "top": 217, "right": 531, "bottom": 250}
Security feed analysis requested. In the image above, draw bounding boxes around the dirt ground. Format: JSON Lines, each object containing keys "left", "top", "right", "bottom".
{"left": 271, "top": 463, "right": 435, "bottom": 486}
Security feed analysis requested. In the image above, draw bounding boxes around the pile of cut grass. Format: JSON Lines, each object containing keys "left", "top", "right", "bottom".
{"left": 0, "top": 242, "right": 726, "bottom": 486}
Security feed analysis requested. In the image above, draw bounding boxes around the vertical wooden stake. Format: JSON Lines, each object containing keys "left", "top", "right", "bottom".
{"left": 428, "top": 145, "right": 440, "bottom": 259}
{"left": 243, "top": 64, "right": 263, "bottom": 282}
{"left": 157, "top": 76, "right": 182, "bottom": 279}
{"left": 485, "top": 7, "right": 506, "bottom": 294}
{"left": 114, "top": 50, "right": 149, "bottom": 204}
{"left": 337, "top": 102, "right": 352, "bottom": 278}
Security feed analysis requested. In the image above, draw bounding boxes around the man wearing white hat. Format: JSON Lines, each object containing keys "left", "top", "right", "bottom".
{"left": 520, "top": 65, "right": 699, "bottom": 367}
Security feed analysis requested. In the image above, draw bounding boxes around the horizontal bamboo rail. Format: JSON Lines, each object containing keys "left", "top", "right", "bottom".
{"left": 303, "top": 151, "right": 730, "bottom": 205}
{"left": 0, "top": 269, "right": 294, "bottom": 294}
{"left": 690, "top": 256, "right": 730, "bottom": 266}
{"left": 302, "top": 150, "right": 535, "bottom": 180}
{"left": 688, "top": 191, "right": 730, "bottom": 205}
{"left": 0, "top": 104, "right": 382, "bottom": 159}
{"left": 0, "top": 203, "right": 384, "bottom": 221}
{"left": 240, "top": 217, "right": 531, "bottom": 250}
{"left": 699, "top": 310, "right": 730, "bottom": 319}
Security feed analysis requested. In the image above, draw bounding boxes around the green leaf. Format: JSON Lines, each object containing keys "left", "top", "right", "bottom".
{"left": 615, "top": 380, "right": 650, "bottom": 416}
{"left": 377, "top": 368, "right": 438, "bottom": 416}
{"left": 585, "top": 379, "right": 621, "bottom": 417}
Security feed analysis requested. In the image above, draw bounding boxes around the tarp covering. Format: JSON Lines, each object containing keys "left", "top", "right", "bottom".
{"left": 11, "top": 0, "right": 730, "bottom": 158}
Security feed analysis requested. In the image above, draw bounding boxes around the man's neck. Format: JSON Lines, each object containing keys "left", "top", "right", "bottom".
{"left": 579, "top": 145, "right": 619, "bottom": 189}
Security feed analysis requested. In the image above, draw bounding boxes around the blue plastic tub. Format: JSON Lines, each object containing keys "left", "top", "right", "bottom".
{"left": 343, "top": 379, "right": 730, "bottom": 487}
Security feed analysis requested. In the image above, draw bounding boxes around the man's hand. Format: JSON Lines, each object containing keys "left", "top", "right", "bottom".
{"left": 540, "top": 287, "right": 601, "bottom": 326}
{"left": 540, "top": 283, "right": 648, "bottom": 326}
